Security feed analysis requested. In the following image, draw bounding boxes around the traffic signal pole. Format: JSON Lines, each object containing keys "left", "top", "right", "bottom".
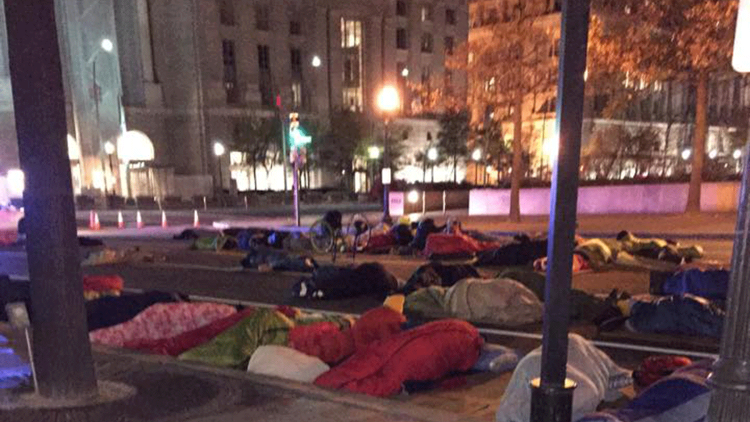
{"left": 3, "top": 0, "right": 97, "bottom": 400}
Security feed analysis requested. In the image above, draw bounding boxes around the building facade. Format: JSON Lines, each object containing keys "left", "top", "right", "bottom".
{"left": 467, "top": 0, "right": 750, "bottom": 184}
{"left": 0, "top": 0, "right": 468, "bottom": 199}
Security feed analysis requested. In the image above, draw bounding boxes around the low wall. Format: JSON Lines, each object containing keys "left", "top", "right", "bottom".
{"left": 389, "top": 190, "right": 470, "bottom": 216}
{"left": 468, "top": 182, "right": 741, "bottom": 216}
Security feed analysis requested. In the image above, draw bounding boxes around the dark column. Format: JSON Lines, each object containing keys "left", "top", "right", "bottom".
{"left": 707, "top": 142, "right": 750, "bottom": 420}
{"left": 531, "top": 0, "right": 591, "bottom": 421}
{"left": 3, "top": 0, "right": 97, "bottom": 399}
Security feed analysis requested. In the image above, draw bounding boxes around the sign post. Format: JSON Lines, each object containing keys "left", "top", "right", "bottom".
{"left": 289, "top": 113, "right": 311, "bottom": 227}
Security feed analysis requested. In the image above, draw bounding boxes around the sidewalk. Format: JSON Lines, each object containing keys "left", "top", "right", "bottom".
{"left": 0, "top": 329, "right": 482, "bottom": 422}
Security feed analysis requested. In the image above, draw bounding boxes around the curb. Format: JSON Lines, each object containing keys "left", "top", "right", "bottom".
{"left": 93, "top": 346, "right": 485, "bottom": 422}
{"left": 489, "top": 230, "right": 735, "bottom": 241}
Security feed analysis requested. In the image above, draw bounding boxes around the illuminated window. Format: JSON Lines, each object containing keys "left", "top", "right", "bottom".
{"left": 341, "top": 19, "right": 362, "bottom": 48}
{"left": 341, "top": 18, "right": 363, "bottom": 111}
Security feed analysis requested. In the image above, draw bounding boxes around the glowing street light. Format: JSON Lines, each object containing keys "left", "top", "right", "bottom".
{"left": 100, "top": 38, "right": 114, "bottom": 53}
{"left": 427, "top": 147, "right": 438, "bottom": 161}
{"left": 734, "top": 149, "right": 743, "bottom": 160}
{"left": 311, "top": 55, "right": 322, "bottom": 68}
{"left": 401, "top": 68, "right": 410, "bottom": 77}
{"left": 408, "top": 190, "right": 420, "bottom": 204}
{"left": 213, "top": 141, "right": 226, "bottom": 157}
{"left": 377, "top": 85, "right": 400, "bottom": 113}
{"left": 681, "top": 149, "right": 692, "bottom": 160}
{"left": 486, "top": 165, "right": 493, "bottom": 173}
{"left": 472, "top": 148, "right": 482, "bottom": 161}
{"left": 368, "top": 146, "right": 381, "bottom": 160}
{"left": 104, "top": 141, "right": 115, "bottom": 156}
{"left": 709, "top": 150, "right": 718, "bottom": 160}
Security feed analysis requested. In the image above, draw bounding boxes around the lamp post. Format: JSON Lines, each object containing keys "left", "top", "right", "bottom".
{"left": 428, "top": 147, "right": 438, "bottom": 183}
{"left": 213, "top": 141, "right": 226, "bottom": 193}
{"left": 104, "top": 141, "right": 116, "bottom": 196}
{"left": 368, "top": 146, "right": 380, "bottom": 193}
{"left": 376, "top": 85, "right": 400, "bottom": 223}
{"left": 472, "top": 148, "right": 482, "bottom": 185}
{"left": 93, "top": 38, "right": 114, "bottom": 195}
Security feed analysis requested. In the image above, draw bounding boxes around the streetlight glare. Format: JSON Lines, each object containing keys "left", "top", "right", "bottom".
{"left": 734, "top": 149, "right": 743, "bottom": 160}
{"left": 472, "top": 148, "right": 482, "bottom": 161}
{"left": 213, "top": 141, "right": 226, "bottom": 157}
{"left": 709, "top": 150, "right": 718, "bottom": 160}
{"left": 486, "top": 165, "right": 493, "bottom": 173}
{"left": 428, "top": 147, "right": 438, "bottom": 161}
{"left": 368, "top": 146, "right": 381, "bottom": 159}
{"left": 104, "top": 141, "right": 116, "bottom": 155}
{"left": 401, "top": 68, "right": 409, "bottom": 77}
{"left": 101, "top": 38, "right": 114, "bottom": 52}
{"left": 407, "top": 190, "right": 419, "bottom": 203}
{"left": 377, "top": 85, "right": 400, "bottom": 113}
{"left": 681, "top": 149, "right": 692, "bottom": 160}
{"left": 311, "top": 55, "right": 322, "bottom": 68}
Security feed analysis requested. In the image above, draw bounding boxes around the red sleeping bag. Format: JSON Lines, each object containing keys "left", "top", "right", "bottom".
{"left": 314, "top": 319, "right": 482, "bottom": 397}
{"left": 289, "top": 306, "right": 405, "bottom": 364}
{"left": 366, "top": 232, "right": 397, "bottom": 253}
{"left": 423, "top": 233, "right": 501, "bottom": 257}
{"left": 83, "top": 275, "right": 124, "bottom": 292}
{"left": 123, "top": 308, "right": 254, "bottom": 356}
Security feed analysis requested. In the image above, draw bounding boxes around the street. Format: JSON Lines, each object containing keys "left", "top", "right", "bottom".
{"left": 0, "top": 210, "right": 734, "bottom": 419}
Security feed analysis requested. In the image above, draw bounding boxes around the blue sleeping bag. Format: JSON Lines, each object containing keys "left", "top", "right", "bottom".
{"left": 578, "top": 360, "right": 712, "bottom": 422}
{"left": 627, "top": 294, "right": 724, "bottom": 339}
{"left": 662, "top": 269, "right": 729, "bottom": 301}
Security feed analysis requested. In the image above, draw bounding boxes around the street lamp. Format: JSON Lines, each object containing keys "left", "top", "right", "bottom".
{"left": 213, "top": 141, "right": 226, "bottom": 192}
{"left": 734, "top": 149, "right": 743, "bottom": 160}
{"left": 368, "top": 146, "right": 381, "bottom": 160}
{"left": 311, "top": 55, "right": 322, "bottom": 68}
{"left": 401, "top": 68, "right": 410, "bottom": 77}
{"left": 681, "top": 149, "right": 692, "bottom": 160}
{"left": 376, "top": 85, "right": 400, "bottom": 223}
{"left": 709, "top": 150, "right": 718, "bottom": 160}
{"left": 100, "top": 38, "right": 114, "bottom": 52}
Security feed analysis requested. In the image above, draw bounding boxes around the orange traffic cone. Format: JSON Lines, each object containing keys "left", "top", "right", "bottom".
{"left": 93, "top": 212, "right": 101, "bottom": 231}
{"left": 193, "top": 210, "right": 200, "bottom": 228}
{"left": 117, "top": 211, "right": 125, "bottom": 229}
{"left": 136, "top": 211, "right": 144, "bottom": 229}
{"left": 161, "top": 211, "right": 168, "bottom": 228}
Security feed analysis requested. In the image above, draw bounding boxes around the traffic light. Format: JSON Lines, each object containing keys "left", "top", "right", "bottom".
{"left": 289, "top": 112, "right": 311, "bottom": 147}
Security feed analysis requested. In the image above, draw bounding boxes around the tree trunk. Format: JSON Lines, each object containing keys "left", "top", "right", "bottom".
{"left": 686, "top": 73, "right": 708, "bottom": 213}
{"left": 252, "top": 155, "right": 258, "bottom": 191}
{"left": 510, "top": 91, "right": 524, "bottom": 222}
{"left": 453, "top": 155, "right": 458, "bottom": 183}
